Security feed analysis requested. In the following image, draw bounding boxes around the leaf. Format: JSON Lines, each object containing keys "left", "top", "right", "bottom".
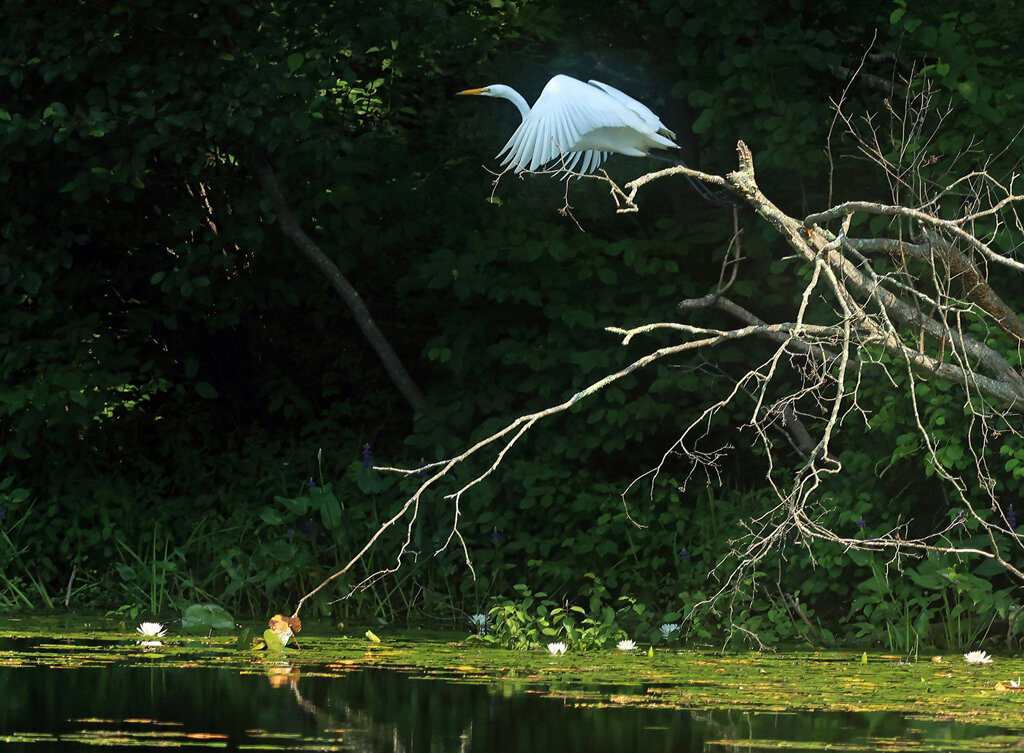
{"left": 194, "top": 382, "right": 219, "bottom": 399}
{"left": 235, "top": 627, "right": 254, "bottom": 650}
{"left": 286, "top": 53, "right": 305, "bottom": 72}
{"left": 365, "top": 630, "right": 381, "bottom": 643}
{"left": 181, "top": 603, "right": 235, "bottom": 633}
{"left": 312, "top": 486, "right": 342, "bottom": 530}
{"left": 258, "top": 508, "right": 283, "bottom": 525}
{"left": 262, "top": 629, "right": 285, "bottom": 651}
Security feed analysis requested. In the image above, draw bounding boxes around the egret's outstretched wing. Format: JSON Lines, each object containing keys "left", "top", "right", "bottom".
{"left": 586, "top": 79, "right": 676, "bottom": 140}
{"left": 497, "top": 75, "right": 672, "bottom": 175}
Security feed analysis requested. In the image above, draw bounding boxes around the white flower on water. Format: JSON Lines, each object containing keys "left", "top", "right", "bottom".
{"left": 1010, "top": 678, "right": 1021, "bottom": 688}
{"left": 616, "top": 639, "right": 637, "bottom": 651}
{"left": 546, "top": 642, "right": 567, "bottom": 656}
{"left": 963, "top": 650, "right": 993, "bottom": 665}
{"left": 136, "top": 622, "right": 167, "bottom": 638}
{"left": 467, "top": 613, "right": 490, "bottom": 634}
{"left": 659, "top": 623, "right": 680, "bottom": 640}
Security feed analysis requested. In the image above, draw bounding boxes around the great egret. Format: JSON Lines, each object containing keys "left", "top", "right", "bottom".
{"left": 457, "top": 74, "right": 679, "bottom": 177}
{"left": 457, "top": 74, "right": 732, "bottom": 206}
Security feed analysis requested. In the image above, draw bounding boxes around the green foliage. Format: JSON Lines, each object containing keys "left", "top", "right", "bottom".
{"left": 847, "top": 549, "right": 1020, "bottom": 653}
{"left": 2, "top": 0, "right": 1022, "bottom": 655}
{"left": 475, "top": 583, "right": 631, "bottom": 652}
{"left": 111, "top": 523, "right": 180, "bottom": 617}
{"left": 261, "top": 628, "right": 286, "bottom": 652}
{"left": 181, "top": 603, "right": 235, "bottom": 634}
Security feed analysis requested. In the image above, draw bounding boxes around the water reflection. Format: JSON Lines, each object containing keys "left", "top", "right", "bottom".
{"left": 0, "top": 662, "right": 1012, "bottom": 751}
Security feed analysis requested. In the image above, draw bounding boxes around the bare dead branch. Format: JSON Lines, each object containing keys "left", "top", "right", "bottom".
{"left": 295, "top": 83, "right": 1024, "bottom": 643}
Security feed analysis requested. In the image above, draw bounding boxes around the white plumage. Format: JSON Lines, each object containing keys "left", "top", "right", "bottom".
{"left": 457, "top": 74, "right": 679, "bottom": 176}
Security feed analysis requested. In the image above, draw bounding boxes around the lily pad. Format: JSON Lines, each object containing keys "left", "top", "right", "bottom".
{"left": 261, "top": 629, "right": 285, "bottom": 652}
{"left": 180, "top": 603, "right": 235, "bottom": 633}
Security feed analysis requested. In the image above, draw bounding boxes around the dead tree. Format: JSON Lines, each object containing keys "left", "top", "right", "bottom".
{"left": 294, "top": 93, "right": 1024, "bottom": 631}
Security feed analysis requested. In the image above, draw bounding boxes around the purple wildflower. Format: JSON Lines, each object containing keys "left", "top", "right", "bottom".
{"left": 307, "top": 478, "right": 317, "bottom": 488}
{"left": 286, "top": 529, "right": 295, "bottom": 542}
{"left": 361, "top": 443, "right": 373, "bottom": 468}
{"left": 1007, "top": 504, "right": 1017, "bottom": 530}
{"left": 678, "top": 548, "right": 691, "bottom": 561}
{"left": 490, "top": 527, "right": 501, "bottom": 543}
{"left": 856, "top": 518, "right": 867, "bottom": 528}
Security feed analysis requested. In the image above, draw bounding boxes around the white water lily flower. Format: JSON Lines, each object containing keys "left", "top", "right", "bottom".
{"left": 467, "top": 613, "right": 490, "bottom": 634}
{"left": 546, "top": 642, "right": 567, "bottom": 656}
{"left": 136, "top": 622, "right": 167, "bottom": 638}
{"left": 659, "top": 623, "right": 680, "bottom": 639}
{"left": 1010, "top": 678, "right": 1020, "bottom": 688}
{"left": 616, "top": 639, "right": 637, "bottom": 651}
{"left": 963, "top": 650, "right": 993, "bottom": 665}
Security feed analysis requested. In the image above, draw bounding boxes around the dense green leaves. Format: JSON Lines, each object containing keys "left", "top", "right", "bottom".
{"left": 1, "top": 0, "right": 1022, "bottom": 643}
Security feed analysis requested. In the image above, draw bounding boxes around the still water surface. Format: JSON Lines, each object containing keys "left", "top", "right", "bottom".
{"left": 0, "top": 660, "right": 1012, "bottom": 751}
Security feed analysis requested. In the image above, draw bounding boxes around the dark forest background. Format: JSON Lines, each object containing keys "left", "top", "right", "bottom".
{"left": 3, "top": 0, "right": 1023, "bottom": 648}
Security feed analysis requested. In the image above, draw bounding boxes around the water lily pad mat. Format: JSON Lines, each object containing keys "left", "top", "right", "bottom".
{"left": 2, "top": 615, "right": 1022, "bottom": 731}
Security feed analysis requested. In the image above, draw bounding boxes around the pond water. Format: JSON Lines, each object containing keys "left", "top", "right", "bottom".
{"left": 2, "top": 662, "right": 1013, "bottom": 752}
{"left": 2, "top": 621, "right": 1023, "bottom": 751}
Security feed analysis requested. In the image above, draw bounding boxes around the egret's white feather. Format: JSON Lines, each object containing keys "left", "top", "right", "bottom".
{"left": 462, "top": 74, "right": 677, "bottom": 177}
{"left": 586, "top": 79, "right": 676, "bottom": 140}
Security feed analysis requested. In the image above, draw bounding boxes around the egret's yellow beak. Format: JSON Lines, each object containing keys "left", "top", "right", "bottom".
{"left": 456, "top": 87, "right": 487, "bottom": 96}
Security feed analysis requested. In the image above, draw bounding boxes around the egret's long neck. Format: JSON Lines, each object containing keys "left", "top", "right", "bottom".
{"left": 497, "top": 88, "right": 531, "bottom": 121}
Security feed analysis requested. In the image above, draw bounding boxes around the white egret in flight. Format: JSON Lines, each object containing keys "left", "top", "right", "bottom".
{"left": 457, "top": 74, "right": 678, "bottom": 176}
{"left": 457, "top": 74, "right": 728, "bottom": 205}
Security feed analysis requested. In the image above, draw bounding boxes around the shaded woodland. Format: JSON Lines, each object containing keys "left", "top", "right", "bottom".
{"left": 3, "top": 0, "right": 1024, "bottom": 648}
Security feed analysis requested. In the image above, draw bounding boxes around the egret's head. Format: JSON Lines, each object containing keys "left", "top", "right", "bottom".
{"left": 456, "top": 86, "right": 495, "bottom": 97}
{"left": 455, "top": 84, "right": 529, "bottom": 119}
{"left": 457, "top": 85, "right": 521, "bottom": 100}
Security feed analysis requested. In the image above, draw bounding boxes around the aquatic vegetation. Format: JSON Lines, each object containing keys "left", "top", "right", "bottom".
{"left": 135, "top": 622, "right": 166, "bottom": 638}
{"left": 467, "top": 614, "right": 490, "bottom": 635}
{"left": 616, "top": 639, "right": 637, "bottom": 651}
{"left": 848, "top": 550, "right": 1019, "bottom": 654}
{"left": 546, "top": 642, "right": 567, "bottom": 656}
{"left": 258, "top": 613, "right": 303, "bottom": 651}
{"left": 478, "top": 584, "right": 629, "bottom": 652}
{"left": 268, "top": 614, "right": 301, "bottom": 645}
{"left": 659, "top": 623, "right": 680, "bottom": 640}
{"left": 1, "top": 616, "right": 1024, "bottom": 739}
{"left": 964, "top": 650, "right": 994, "bottom": 665}
{"left": 180, "top": 603, "right": 235, "bottom": 634}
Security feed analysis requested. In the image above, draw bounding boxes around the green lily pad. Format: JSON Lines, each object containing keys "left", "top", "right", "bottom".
{"left": 180, "top": 603, "right": 235, "bottom": 633}
{"left": 262, "top": 629, "right": 285, "bottom": 652}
